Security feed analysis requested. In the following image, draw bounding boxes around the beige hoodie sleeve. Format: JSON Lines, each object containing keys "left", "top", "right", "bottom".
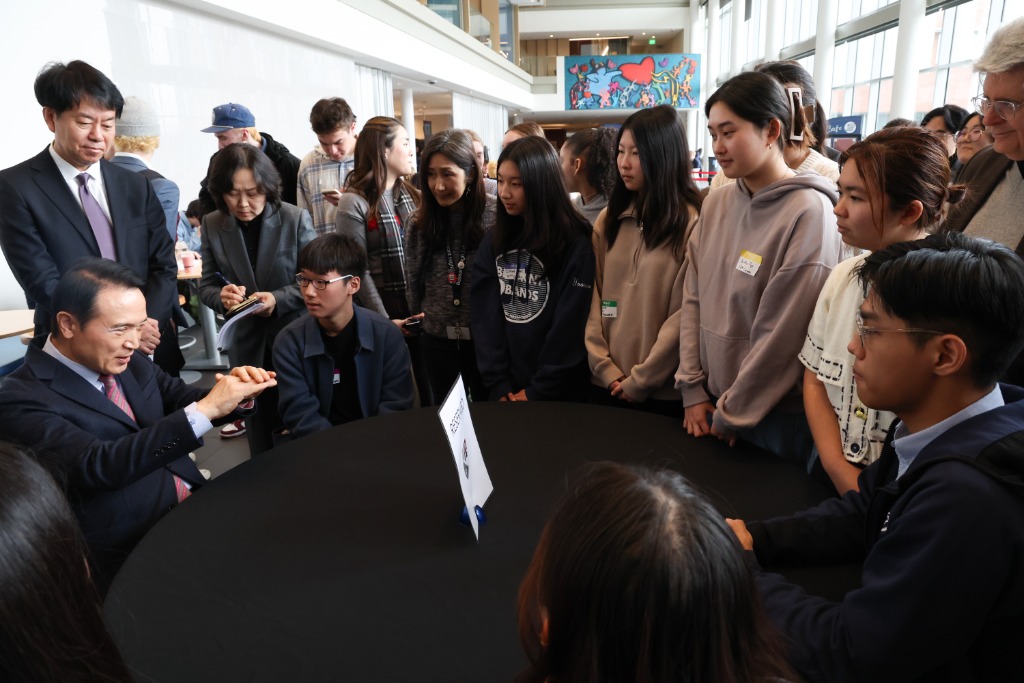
{"left": 585, "top": 209, "right": 625, "bottom": 387}
{"left": 675, "top": 213, "right": 711, "bottom": 406}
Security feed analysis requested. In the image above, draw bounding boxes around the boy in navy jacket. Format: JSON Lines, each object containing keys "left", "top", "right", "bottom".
{"left": 728, "top": 233, "right": 1024, "bottom": 682}
{"left": 273, "top": 234, "right": 414, "bottom": 439}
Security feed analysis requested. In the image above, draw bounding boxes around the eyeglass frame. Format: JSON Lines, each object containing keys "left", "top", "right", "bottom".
{"left": 854, "top": 313, "right": 946, "bottom": 347}
{"left": 954, "top": 125, "right": 987, "bottom": 143}
{"left": 972, "top": 95, "right": 1023, "bottom": 121}
{"left": 295, "top": 273, "right": 355, "bottom": 290}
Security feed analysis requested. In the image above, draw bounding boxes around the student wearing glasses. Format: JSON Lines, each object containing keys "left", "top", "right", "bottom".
{"left": 273, "top": 234, "right": 415, "bottom": 440}
{"left": 953, "top": 112, "right": 995, "bottom": 179}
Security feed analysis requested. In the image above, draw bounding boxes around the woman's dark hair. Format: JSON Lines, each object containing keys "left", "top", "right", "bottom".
{"left": 858, "top": 232, "right": 1024, "bottom": 387}
{"left": 840, "top": 126, "right": 966, "bottom": 234}
{"left": 414, "top": 129, "right": 486, "bottom": 249}
{"left": 494, "top": 137, "right": 591, "bottom": 274}
{"left": 0, "top": 443, "right": 132, "bottom": 682}
{"left": 920, "top": 104, "right": 970, "bottom": 134}
{"left": 755, "top": 60, "right": 822, "bottom": 152}
{"left": 207, "top": 142, "right": 283, "bottom": 215}
{"left": 605, "top": 106, "right": 702, "bottom": 259}
{"left": 562, "top": 127, "right": 618, "bottom": 197}
{"left": 706, "top": 71, "right": 794, "bottom": 153}
{"left": 34, "top": 60, "right": 124, "bottom": 115}
{"left": 517, "top": 462, "right": 795, "bottom": 683}
{"left": 344, "top": 116, "right": 419, "bottom": 224}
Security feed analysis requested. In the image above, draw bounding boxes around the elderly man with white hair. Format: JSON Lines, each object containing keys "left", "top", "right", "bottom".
{"left": 943, "top": 17, "right": 1024, "bottom": 256}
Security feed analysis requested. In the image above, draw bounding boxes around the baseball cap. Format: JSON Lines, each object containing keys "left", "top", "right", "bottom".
{"left": 201, "top": 103, "right": 256, "bottom": 133}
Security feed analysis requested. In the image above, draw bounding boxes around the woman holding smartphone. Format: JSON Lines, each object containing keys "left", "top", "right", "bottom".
{"left": 470, "top": 136, "right": 594, "bottom": 402}
{"left": 404, "top": 129, "right": 495, "bottom": 401}
{"left": 586, "top": 105, "right": 702, "bottom": 416}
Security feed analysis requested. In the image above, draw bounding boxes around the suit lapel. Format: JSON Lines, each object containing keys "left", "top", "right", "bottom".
{"left": 29, "top": 149, "right": 98, "bottom": 252}
{"left": 29, "top": 346, "right": 139, "bottom": 430}
{"left": 217, "top": 214, "right": 258, "bottom": 292}
{"left": 254, "top": 204, "right": 281, "bottom": 288}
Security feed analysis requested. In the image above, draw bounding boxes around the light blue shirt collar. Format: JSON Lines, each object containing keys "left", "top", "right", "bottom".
{"left": 42, "top": 335, "right": 104, "bottom": 392}
{"left": 892, "top": 385, "right": 1005, "bottom": 478}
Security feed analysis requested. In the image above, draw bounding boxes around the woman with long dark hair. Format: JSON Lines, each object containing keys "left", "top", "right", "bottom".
{"left": 0, "top": 444, "right": 132, "bottom": 682}
{"left": 336, "top": 116, "right": 430, "bottom": 403}
{"left": 586, "top": 105, "right": 701, "bottom": 416}
{"left": 516, "top": 462, "right": 795, "bottom": 683}
{"left": 470, "top": 136, "right": 595, "bottom": 402}
{"left": 558, "top": 127, "right": 617, "bottom": 225}
{"left": 405, "top": 129, "right": 495, "bottom": 400}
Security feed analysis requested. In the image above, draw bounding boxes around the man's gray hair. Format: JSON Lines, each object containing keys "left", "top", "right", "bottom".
{"left": 976, "top": 17, "right": 1024, "bottom": 74}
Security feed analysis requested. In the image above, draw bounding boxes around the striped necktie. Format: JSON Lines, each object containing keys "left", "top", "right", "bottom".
{"left": 99, "top": 374, "right": 191, "bottom": 502}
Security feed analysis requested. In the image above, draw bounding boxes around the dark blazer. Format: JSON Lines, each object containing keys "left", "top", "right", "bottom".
{"left": 110, "top": 153, "right": 181, "bottom": 241}
{"left": 199, "top": 202, "right": 316, "bottom": 366}
{"left": 941, "top": 145, "right": 1024, "bottom": 257}
{"left": 0, "top": 344, "right": 219, "bottom": 586}
{"left": 0, "top": 147, "right": 178, "bottom": 335}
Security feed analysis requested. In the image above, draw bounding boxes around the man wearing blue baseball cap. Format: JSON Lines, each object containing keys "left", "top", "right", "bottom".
{"left": 197, "top": 102, "right": 300, "bottom": 214}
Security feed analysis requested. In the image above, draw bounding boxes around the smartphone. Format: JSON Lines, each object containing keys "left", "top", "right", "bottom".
{"left": 404, "top": 317, "right": 423, "bottom": 331}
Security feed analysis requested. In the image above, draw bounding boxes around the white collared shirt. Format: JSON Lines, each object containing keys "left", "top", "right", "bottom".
{"left": 892, "top": 385, "right": 1005, "bottom": 478}
{"left": 48, "top": 144, "right": 113, "bottom": 223}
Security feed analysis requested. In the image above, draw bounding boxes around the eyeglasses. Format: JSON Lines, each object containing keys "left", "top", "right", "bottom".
{"left": 955, "top": 126, "right": 986, "bottom": 142}
{"left": 972, "top": 95, "right": 1023, "bottom": 121}
{"left": 295, "top": 274, "right": 354, "bottom": 290}
{"left": 855, "top": 313, "right": 945, "bottom": 346}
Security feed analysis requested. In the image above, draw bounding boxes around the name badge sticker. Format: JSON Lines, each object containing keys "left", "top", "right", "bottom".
{"left": 601, "top": 300, "right": 618, "bottom": 318}
{"left": 333, "top": 369, "right": 341, "bottom": 385}
{"left": 736, "top": 250, "right": 762, "bottom": 277}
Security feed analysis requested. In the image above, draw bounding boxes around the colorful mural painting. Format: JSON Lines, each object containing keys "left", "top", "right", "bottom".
{"left": 564, "top": 54, "right": 701, "bottom": 111}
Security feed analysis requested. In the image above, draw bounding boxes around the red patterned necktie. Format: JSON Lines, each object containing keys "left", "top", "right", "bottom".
{"left": 99, "top": 374, "right": 191, "bottom": 502}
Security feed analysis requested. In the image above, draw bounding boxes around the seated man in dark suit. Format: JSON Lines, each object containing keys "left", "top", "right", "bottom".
{"left": 728, "top": 233, "right": 1024, "bottom": 683}
{"left": 0, "top": 60, "right": 182, "bottom": 375}
{"left": 0, "top": 259, "right": 277, "bottom": 589}
{"left": 273, "top": 234, "right": 414, "bottom": 440}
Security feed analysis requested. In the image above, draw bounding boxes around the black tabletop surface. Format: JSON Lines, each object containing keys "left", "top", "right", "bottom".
{"left": 104, "top": 402, "right": 855, "bottom": 683}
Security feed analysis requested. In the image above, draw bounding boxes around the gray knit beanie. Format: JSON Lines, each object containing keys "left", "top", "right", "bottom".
{"left": 116, "top": 96, "right": 161, "bottom": 137}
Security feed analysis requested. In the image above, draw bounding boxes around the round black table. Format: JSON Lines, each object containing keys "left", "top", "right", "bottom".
{"left": 104, "top": 402, "right": 851, "bottom": 682}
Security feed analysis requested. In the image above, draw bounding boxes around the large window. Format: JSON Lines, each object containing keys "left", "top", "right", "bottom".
{"left": 783, "top": 0, "right": 818, "bottom": 45}
{"left": 831, "top": 26, "right": 897, "bottom": 131}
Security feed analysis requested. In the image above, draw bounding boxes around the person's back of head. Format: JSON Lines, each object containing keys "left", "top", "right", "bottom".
{"left": 309, "top": 97, "right": 356, "bottom": 135}
{"left": 882, "top": 117, "right": 918, "bottom": 130}
{"left": 517, "top": 462, "right": 793, "bottom": 683}
{"left": 0, "top": 443, "right": 131, "bottom": 682}
{"left": 858, "top": 232, "right": 1024, "bottom": 387}
{"left": 755, "top": 60, "right": 823, "bottom": 153}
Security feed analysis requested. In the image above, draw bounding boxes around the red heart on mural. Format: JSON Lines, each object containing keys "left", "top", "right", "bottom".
{"left": 620, "top": 57, "right": 655, "bottom": 85}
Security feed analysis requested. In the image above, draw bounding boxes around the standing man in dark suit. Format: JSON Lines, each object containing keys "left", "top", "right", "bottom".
{"left": 0, "top": 259, "right": 277, "bottom": 590}
{"left": 0, "top": 60, "right": 183, "bottom": 375}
